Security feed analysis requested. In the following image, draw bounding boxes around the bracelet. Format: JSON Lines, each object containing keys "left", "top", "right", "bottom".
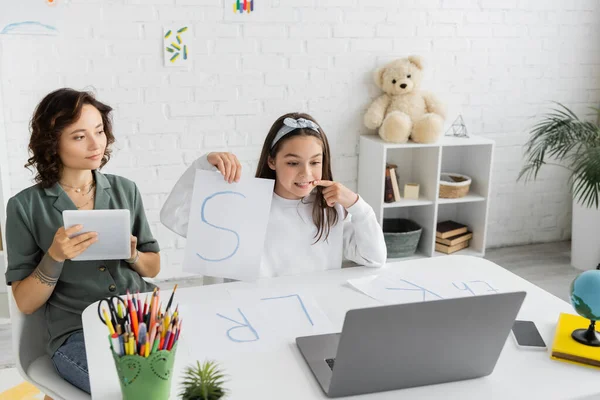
{"left": 125, "top": 250, "right": 139, "bottom": 264}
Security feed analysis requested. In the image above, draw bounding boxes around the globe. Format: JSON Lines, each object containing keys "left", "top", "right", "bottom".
{"left": 570, "top": 270, "right": 600, "bottom": 346}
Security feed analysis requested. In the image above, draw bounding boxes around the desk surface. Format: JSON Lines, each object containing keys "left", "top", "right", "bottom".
{"left": 83, "top": 256, "right": 598, "bottom": 400}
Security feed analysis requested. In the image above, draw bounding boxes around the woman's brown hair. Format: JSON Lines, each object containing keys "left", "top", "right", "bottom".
{"left": 25, "top": 88, "right": 115, "bottom": 188}
{"left": 255, "top": 112, "right": 338, "bottom": 243}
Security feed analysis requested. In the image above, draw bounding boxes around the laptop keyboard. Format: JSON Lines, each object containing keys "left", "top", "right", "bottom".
{"left": 325, "top": 358, "right": 335, "bottom": 370}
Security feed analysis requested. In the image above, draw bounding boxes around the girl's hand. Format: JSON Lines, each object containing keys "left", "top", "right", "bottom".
{"left": 313, "top": 180, "right": 359, "bottom": 209}
{"left": 130, "top": 235, "right": 138, "bottom": 259}
{"left": 207, "top": 152, "right": 242, "bottom": 183}
{"left": 48, "top": 225, "right": 98, "bottom": 262}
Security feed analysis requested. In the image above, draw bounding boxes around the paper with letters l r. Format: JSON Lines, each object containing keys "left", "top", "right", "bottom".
{"left": 183, "top": 169, "right": 274, "bottom": 280}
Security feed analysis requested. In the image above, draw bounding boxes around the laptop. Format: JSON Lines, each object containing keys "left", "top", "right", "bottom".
{"left": 296, "top": 291, "right": 526, "bottom": 398}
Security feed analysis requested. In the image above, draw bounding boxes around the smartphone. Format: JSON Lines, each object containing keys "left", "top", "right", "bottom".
{"left": 511, "top": 320, "right": 547, "bottom": 350}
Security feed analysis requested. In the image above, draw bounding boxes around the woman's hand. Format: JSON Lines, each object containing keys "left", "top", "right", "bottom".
{"left": 313, "top": 180, "right": 359, "bottom": 209}
{"left": 47, "top": 225, "right": 98, "bottom": 262}
{"left": 207, "top": 152, "right": 242, "bottom": 183}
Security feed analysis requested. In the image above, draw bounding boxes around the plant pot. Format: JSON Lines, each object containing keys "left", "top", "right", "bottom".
{"left": 572, "top": 199, "right": 600, "bottom": 270}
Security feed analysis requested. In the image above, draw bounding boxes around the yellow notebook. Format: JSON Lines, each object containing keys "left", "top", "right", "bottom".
{"left": 551, "top": 313, "right": 600, "bottom": 369}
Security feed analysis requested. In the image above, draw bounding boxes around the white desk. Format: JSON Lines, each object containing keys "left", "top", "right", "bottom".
{"left": 83, "top": 256, "right": 599, "bottom": 399}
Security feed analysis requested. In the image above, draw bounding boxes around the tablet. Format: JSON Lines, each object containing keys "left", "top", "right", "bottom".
{"left": 63, "top": 209, "right": 131, "bottom": 261}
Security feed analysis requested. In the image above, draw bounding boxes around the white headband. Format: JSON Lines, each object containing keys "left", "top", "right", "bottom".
{"left": 271, "top": 117, "right": 321, "bottom": 149}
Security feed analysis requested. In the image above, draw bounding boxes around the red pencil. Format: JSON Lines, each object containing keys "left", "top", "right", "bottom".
{"left": 143, "top": 294, "right": 149, "bottom": 316}
{"left": 126, "top": 289, "right": 132, "bottom": 311}
{"left": 166, "top": 327, "right": 176, "bottom": 351}
{"left": 136, "top": 292, "right": 142, "bottom": 322}
{"left": 159, "top": 334, "right": 165, "bottom": 351}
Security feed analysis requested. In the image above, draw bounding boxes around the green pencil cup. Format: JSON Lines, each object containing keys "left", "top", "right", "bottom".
{"left": 111, "top": 343, "right": 178, "bottom": 400}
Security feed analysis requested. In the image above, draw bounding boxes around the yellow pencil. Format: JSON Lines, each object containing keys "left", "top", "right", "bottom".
{"left": 164, "top": 314, "right": 171, "bottom": 337}
{"left": 103, "top": 308, "right": 115, "bottom": 335}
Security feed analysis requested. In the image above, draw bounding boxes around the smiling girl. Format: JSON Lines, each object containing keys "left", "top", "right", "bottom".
{"left": 161, "top": 112, "right": 386, "bottom": 277}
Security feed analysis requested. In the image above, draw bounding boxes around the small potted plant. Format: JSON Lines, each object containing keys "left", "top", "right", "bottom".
{"left": 180, "top": 361, "right": 227, "bottom": 400}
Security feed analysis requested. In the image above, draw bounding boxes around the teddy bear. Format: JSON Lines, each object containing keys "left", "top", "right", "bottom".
{"left": 363, "top": 55, "right": 446, "bottom": 144}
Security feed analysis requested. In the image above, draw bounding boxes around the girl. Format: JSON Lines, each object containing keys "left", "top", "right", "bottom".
{"left": 4, "top": 88, "right": 160, "bottom": 395}
{"left": 161, "top": 112, "right": 386, "bottom": 277}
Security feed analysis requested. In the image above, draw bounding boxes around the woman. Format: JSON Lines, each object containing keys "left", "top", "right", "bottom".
{"left": 4, "top": 88, "right": 160, "bottom": 395}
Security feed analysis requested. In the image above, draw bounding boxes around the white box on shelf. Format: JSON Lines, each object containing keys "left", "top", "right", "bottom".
{"left": 358, "top": 134, "right": 494, "bottom": 261}
{"left": 404, "top": 183, "right": 420, "bottom": 200}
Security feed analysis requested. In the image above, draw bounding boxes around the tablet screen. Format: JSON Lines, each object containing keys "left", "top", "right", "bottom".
{"left": 63, "top": 209, "right": 131, "bottom": 261}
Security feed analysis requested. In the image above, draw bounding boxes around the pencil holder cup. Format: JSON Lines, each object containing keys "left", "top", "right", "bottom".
{"left": 111, "top": 343, "right": 178, "bottom": 400}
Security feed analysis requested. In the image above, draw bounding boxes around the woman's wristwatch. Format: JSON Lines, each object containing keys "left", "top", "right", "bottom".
{"left": 125, "top": 250, "right": 140, "bottom": 264}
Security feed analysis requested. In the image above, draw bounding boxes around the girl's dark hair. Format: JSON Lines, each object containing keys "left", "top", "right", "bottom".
{"left": 256, "top": 112, "right": 338, "bottom": 243}
{"left": 25, "top": 88, "right": 114, "bottom": 188}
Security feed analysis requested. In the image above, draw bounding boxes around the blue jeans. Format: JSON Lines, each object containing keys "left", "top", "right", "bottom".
{"left": 51, "top": 331, "right": 91, "bottom": 394}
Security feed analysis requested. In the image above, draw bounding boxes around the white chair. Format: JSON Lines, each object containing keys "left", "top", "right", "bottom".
{"left": 9, "top": 287, "right": 90, "bottom": 400}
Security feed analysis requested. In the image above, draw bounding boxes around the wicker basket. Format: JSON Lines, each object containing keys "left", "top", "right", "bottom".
{"left": 439, "top": 172, "right": 471, "bottom": 198}
{"left": 382, "top": 219, "right": 422, "bottom": 258}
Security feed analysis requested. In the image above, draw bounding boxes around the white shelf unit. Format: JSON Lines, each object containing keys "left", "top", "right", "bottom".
{"left": 358, "top": 134, "right": 494, "bottom": 261}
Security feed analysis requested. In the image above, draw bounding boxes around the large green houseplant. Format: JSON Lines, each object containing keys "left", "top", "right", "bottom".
{"left": 519, "top": 104, "right": 600, "bottom": 270}
{"left": 518, "top": 104, "right": 600, "bottom": 208}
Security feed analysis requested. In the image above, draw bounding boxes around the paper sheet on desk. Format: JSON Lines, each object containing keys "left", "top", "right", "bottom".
{"left": 185, "top": 291, "right": 333, "bottom": 358}
{"left": 183, "top": 169, "right": 274, "bottom": 281}
{"left": 348, "top": 268, "right": 500, "bottom": 305}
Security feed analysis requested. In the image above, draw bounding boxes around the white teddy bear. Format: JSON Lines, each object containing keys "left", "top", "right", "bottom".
{"left": 364, "top": 55, "right": 446, "bottom": 144}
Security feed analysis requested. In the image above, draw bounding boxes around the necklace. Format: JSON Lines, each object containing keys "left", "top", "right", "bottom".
{"left": 76, "top": 194, "right": 95, "bottom": 209}
{"left": 59, "top": 179, "right": 94, "bottom": 194}
{"left": 59, "top": 179, "right": 96, "bottom": 209}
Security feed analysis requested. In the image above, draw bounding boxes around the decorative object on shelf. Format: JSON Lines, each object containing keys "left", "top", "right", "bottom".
{"left": 439, "top": 172, "right": 471, "bottom": 198}
{"left": 382, "top": 218, "right": 422, "bottom": 258}
{"left": 569, "top": 270, "right": 600, "bottom": 346}
{"left": 404, "top": 183, "right": 420, "bottom": 200}
{"left": 436, "top": 231, "right": 472, "bottom": 247}
{"left": 363, "top": 55, "right": 446, "bottom": 144}
{"left": 436, "top": 220, "right": 468, "bottom": 239}
{"left": 386, "top": 163, "right": 401, "bottom": 202}
{"left": 436, "top": 221, "right": 470, "bottom": 254}
{"left": 435, "top": 240, "right": 469, "bottom": 254}
{"left": 384, "top": 167, "right": 394, "bottom": 203}
{"left": 180, "top": 360, "right": 227, "bottom": 400}
{"left": 445, "top": 115, "right": 469, "bottom": 138}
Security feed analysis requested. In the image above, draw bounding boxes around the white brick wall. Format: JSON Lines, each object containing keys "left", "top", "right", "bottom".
{"left": 1, "top": 0, "right": 599, "bottom": 278}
